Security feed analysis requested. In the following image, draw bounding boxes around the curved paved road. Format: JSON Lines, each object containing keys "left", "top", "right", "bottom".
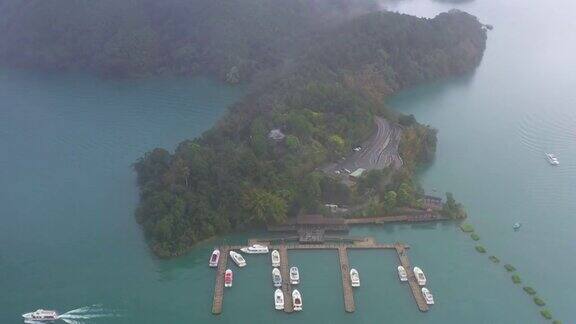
{"left": 322, "top": 116, "right": 402, "bottom": 176}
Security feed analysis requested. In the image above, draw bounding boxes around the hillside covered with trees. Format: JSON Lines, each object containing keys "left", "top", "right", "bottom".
{"left": 131, "top": 8, "right": 487, "bottom": 257}
{"left": 0, "top": 0, "right": 379, "bottom": 80}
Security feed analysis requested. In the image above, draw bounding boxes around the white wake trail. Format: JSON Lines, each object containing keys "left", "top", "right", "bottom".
{"left": 58, "top": 304, "right": 121, "bottom": 323}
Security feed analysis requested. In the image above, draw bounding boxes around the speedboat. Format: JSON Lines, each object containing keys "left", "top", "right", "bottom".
{"left": 513, "top": 222, "right": 522, "bottom": 231}
{"left": 292, "top": 289, "right": 303, "bottom": 311}
{"left": 290, "top": 266, "right": 300, "bottom": 284}
{"left": 209, "top": 249, "right": 220, "bottom": 267}
{"left": 271, "top": 250, "right": 280, "bottom": 267}
{"left": 274, "top": 289, "right": 284, "bottom": 310}
{"left": 240, "top": 244, "right": 269, "bottom": 254}
{"left": 350, "top": 268, "right": 360, "bottom": 287}
{"left": 546, "top": 153, "right": 560, "bottom": 165}
{"left": 224, "top": 269, "right": 233, "bottom": 287}
{"left": 272, "top": 268, "right": 282, "bottom": 287}
{"left": 22, "top": 309, "right": 59, "bottom": 322}
{"left": 229, "top": 251, "right": 247, "bottom": 267}
{"left": 413, "top": 267, "right": 427, "bottom": 286}
{"left": 422, "top": 287, "right": 435, "bottom": 305}
{"left": 397, "top": 266, "right": 408, "bottom": 282}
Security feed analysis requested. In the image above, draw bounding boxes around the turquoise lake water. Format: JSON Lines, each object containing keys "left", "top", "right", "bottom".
{"left": 1, "top": 0, "right": 576, "bottom": 322}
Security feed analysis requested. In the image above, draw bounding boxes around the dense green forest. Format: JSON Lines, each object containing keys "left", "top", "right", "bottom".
{"left": 132, "top": 9, "right": 486, "bottom": 257}
{"left": 0, "top": 0, "right": 378, "bottom": 80}
{"left": 0, "top": 1, "right": 486, "bottom": 256}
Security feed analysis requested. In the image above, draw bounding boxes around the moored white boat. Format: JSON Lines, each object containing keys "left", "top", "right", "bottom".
{"left": 422, "top": 287, "right": 435, "bottom": 305}
{"left": 350, "top": 268, "right": 360, "bottom": 287}
{"left": 274, "top": 289, "right": 284, "bottom": 310}
{"left": 230, "top": 251, "right": 247, "bottom": 267}
{"left": 271, "top": 250, "right": 280, "bottom": 267}
{"left": 240, "top": 244, "right": 269, "bottom": 254}
{"left": 397, "top": 266, "right": 408, "bottom": 281}
{"left": 209, "top": 249, "right": 220, "bottom": 267}
{"left": 224, "top": 269, "right": 233, "bottom": 287}
{"left": 22, "top": 309, "right": 59, "bottom": 322}
{"left": 290, "top": 266, "right": 300, "bottom": 284}
{"left": 413, "top": 267, "right": 427, "bottom": 286}
{"left": 292, "top": 289, "right": 303, "bottom": 311}
{"left": 546, "top": 153, "right": 560, "bottom": 165}
{"left": 272, "top": 268, "right": 282, "bottom": 287}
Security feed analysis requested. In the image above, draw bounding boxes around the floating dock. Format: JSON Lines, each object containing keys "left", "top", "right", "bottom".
{"left": 211, "top": 246, "right": 229, "bottom": 315}
{"left": 337, "top": 246, "right": 355, "bottom": 312}
{"left": 211, "top": 238, "right": 428, "bottom": 315}
{"left": 395, "top": 244, "right": 429, "bottom": 312}
{"left": 278, "top": 245, "right": 294, "bottom": 313}
{"left": 344, "top": 213, "right": 448, "bottom": 225}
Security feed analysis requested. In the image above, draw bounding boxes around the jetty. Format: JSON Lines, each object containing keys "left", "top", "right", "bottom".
{"left": 337, "top": 246, "right": 355, "bottom": 312}
{"left": 210, "top": 237, "right": 429, "bottom": 314}
{"left": 211, "top": 246, "right": 230, "bottom": 314}
{"left": 396, "top": 244, "right": 429, "bottom": 312}
{"left": 344, "top": 213, "right": 448, "bottom": 225}
{"left": 268, "top": 213, "right": 447, "bottom": 243}
{"left": 278, "top": 245, "right": 294, "bottom": 313}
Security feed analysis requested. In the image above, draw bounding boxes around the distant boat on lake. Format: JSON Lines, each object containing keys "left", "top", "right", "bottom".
{"left": 546, "top": 153, "right": 560, "bottom": 165}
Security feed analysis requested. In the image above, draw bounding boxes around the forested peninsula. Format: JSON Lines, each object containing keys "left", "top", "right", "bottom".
{"left": 133, "top": 9, "right": 485, "bottom": 257}
{"left": 0, "top": 1, "right": 487, "bottom": 257}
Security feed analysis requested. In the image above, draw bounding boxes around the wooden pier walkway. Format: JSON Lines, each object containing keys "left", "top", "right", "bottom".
{"left": 394, "top": 244, "right": 429, "bottom": 312}
{"left": 344, "top": 214, "right": 448, "bottom": 225}
{"left": 337, "top": 246, "right": 355, "bottom": 312}
{"left": 211, "top": 246, "right": 230, "bottom": 315}
{"left": 278, "top": 245, "right": 294, "bottom": 313}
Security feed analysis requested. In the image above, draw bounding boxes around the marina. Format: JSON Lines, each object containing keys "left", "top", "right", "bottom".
{"left": 210, "top": 237, "right": 429, "bottom": 315}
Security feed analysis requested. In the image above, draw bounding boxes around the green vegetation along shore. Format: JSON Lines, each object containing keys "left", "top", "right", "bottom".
{"left": 132, "top": 8, "right": 487, "bottom": 257}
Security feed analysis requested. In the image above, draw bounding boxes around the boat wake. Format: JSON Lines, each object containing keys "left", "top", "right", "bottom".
{"left": 57, "top": 304, "right": 120, "bottom": 324}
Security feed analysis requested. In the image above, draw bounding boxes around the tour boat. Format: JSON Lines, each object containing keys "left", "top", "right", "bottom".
{"left": 350, "top": 268, "right": 360, "bottom": 287}
{"left": 229, "top": 251, "right": 247, "bottom": 267}
{"left": 422, "top": 287, "right": 435, "bottom": 305}
{"left": 290, "top": 266, "right": 300, "bottom": 285}
{"left": 271, "top": 250, "right": 280, "bottom": 267}
{"left": 413, "top": 267, "right": 427, "bottom": 286}
{"left": 240, "top": 244, "right": 269, "bottom": 254}
{"left": 292, "top": 289, "right": 303, "bottom": 311}
{"left": 546, "top": 153, "right": 560, "bottom": 165}
{"left": 272, "top": 268, "right": 282, "bottom": 287}
{"left": 397, "top": 266, "right": 408, "bottom": 282}
{"left": 224, "top": 269, "right": 233, "bottom": 287}
{"left": 22, "top": 309, "right": 59, "bottom": 322}
{"left": 209, "top": 249, "right": 220, "bottom": 267}
{"left": 274, "top": 289, "right": 284, "bottom": 310}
